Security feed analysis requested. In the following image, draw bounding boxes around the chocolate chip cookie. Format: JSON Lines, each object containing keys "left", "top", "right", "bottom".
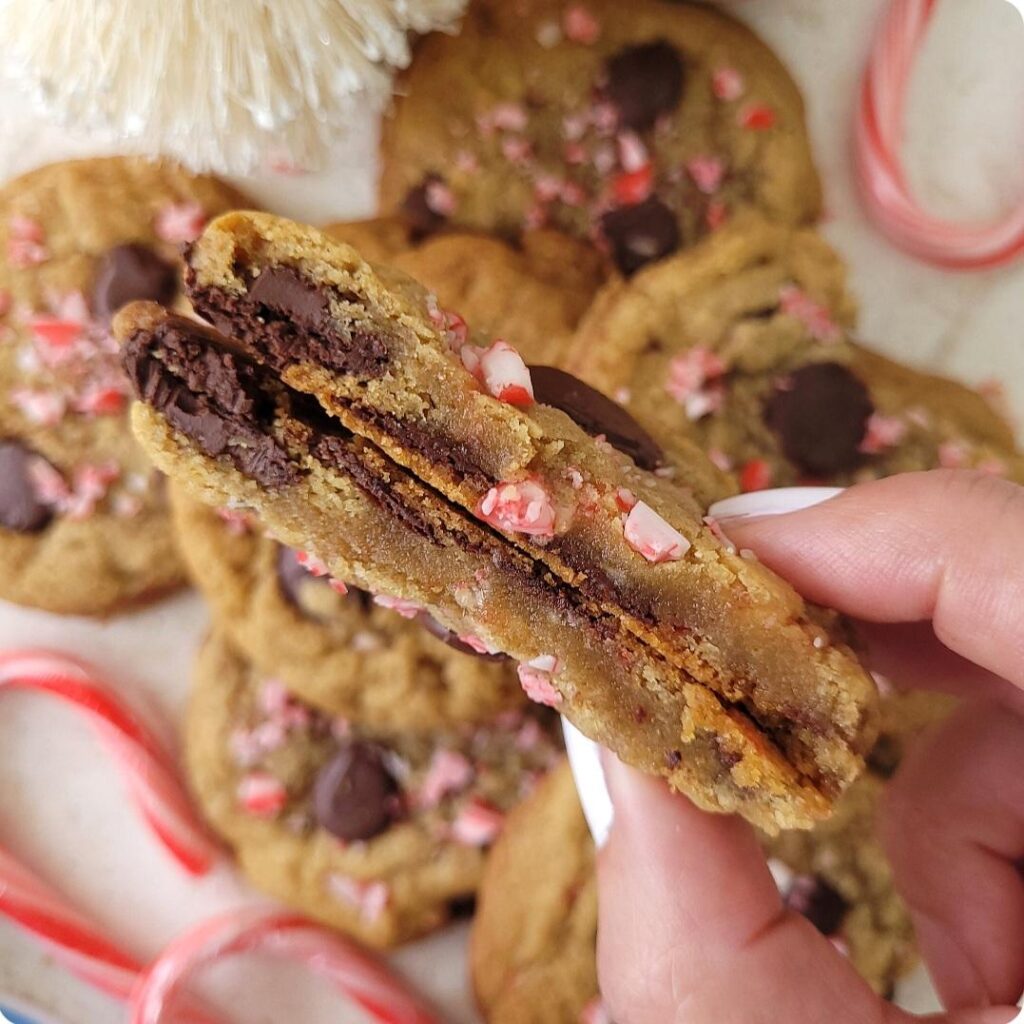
{"left": 187, "top": 631, "right": 562, "bottom": 948}
{"left": 472, "top": 762, "right": 922, "bottom": 1021}
{"left": 378, "top": 0, "right": 821, "bottom": 276}
{"left": 171, "top": 487, "right": 526, "bottom": 729}
{"left": 117, "top": 211, "right": 879, "bottom": 832}
{"left": 569, "top": 214, "right": 1023, "bottom": 490}
{"left": 0, "top": 156, "right": 251, "bottom": 614}
{"left": 326, "top": 218, "right": 609, "bottom": 368}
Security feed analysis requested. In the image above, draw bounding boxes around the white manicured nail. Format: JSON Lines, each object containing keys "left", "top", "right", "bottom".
{"left": 562, "top": 718, "right": 613, "bottom": 849}
{"left": 708, "top": 486, "right": 844, "bottom": 523}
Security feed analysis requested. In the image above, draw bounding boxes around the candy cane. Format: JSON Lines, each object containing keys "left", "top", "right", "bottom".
{"left": 0, "top": 649, "right": 217, "bottom": 875}
{"left": 0, "top": 649, "right": 221, "bottom": 1016}
{"left": 855, "top": 0, "right": 1024, "bottom": 269}
{"left": 130, "top": 908, "right": 442, "bottom": 1024}
{"left": 0, "top": 844, "right": 141, "bottom": 999}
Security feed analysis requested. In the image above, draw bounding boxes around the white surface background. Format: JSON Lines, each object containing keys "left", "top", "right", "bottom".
{"left": 0, "top": 0, "right": 1022, "bottom": 1020}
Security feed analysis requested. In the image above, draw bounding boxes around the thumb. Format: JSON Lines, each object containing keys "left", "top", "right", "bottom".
{"left": 594, "top": 756, "right": 1018, "bottom": 1024}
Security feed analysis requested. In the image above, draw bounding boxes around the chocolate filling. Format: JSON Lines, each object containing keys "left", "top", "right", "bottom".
{"left": 186, "top": 267, "right": 390, "bottom": 378}
{"left": 122, "top": 316, "right": 298, "bottom": 489}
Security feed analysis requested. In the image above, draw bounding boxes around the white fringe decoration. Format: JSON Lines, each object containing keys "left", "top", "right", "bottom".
{"left": 0, "top": 0, "right": 466, "bottom": 174}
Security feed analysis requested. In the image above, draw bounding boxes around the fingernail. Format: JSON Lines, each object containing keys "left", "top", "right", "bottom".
{"left": 561, "top": 718, "right": 613, "bottom": 849}
{"left": 708, "top": 486, "right": 845, "bottom": 524}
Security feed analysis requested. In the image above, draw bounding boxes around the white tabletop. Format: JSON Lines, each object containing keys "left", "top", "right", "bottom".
{"left": 0, "top": 1, "right": 1021, "bottom": 1020}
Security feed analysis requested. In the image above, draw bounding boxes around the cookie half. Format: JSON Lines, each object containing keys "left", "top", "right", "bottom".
{"left": 118, "top": 211, "right": 879, "bottom": 831}
{"left": 172, "top": 487, "right": 526, "bottom": 729}
{"left": 187, "top": 631, "right": 562, "bottom": 948}
{"left": 379, "top": 0, "right": 821, "bottom": 275}
{"left": 0, "top": 156, "right": 250, "bottom": 614}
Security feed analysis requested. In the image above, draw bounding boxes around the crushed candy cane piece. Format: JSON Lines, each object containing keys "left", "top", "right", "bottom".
{"left": 373, "top": 594, "right": 422, "bottom": 619}
{"left": 779, "top": 285, "right": 841, "bottom": 343}
{"left": 536, "top": 20, "right": 563, "bottom": 47}
{"left": 501, "top": 136, "right": 533, "bottom": 165}
{"left": 327, "top": 875, "right": 390, "bottom": 924}
{"left": 425, "top": 179, "right": 457, "bottom": 216}
{"left": 617, "top": 132, "right": 649, "bottom": 173}
{"left": 740, "top": 104, "right": 777, "bottom": 131}
{"left": 706, "top": 199, "right": 729, "bottom": 231}
{"left": 687, "top": 155, "right": 725, "bottom": 195}
{"left": 295, "top": 550, "right": 330, "bottom": 576}
{"left": 451, "top": 798, "right": 504, "bottom": 846}
{"left": 463, "top": 339, "right": 535, "bottom": 406}
{"left": 237, "top": 772, "right": 288, "bottom": 817}
{"left": 624, "top": 502, "right": 691, "bottom": 563}
{"left": 615, "top": 487, "right": 637, "bottom": 513}
{"left": 739, "top": 458, "right": 773, "bottom": 493}
{"left": 417, "top": 750, "right": 474, "bottom": 808}
{"left": 517, "top": 656, "right": 562, "bottom": 707}
{"left": 859, "top": 413, "right": 907, "bottom": 454}
{"left": 7, "top": 214, "right": 49, "bottom": 267}
{"left": 487, "top": 102, "right": 528, "bottom": 133}
{"left": 216, "top": 507, "right": 254, "bottom": 535}
{"left": 712, "top": 67, "right": 745, "bottom": 102}
{"left": 457, "top": 633, "right": 497, "bottom": 655}
{"left": 154, "top": 202, "right": 207, "bottom": 244}
{"left": 29, "top": 315, "right": 84, "bottom": 355}
{"left": 73, "top": 383, "right": 127, "bottom": 416}
{"left": 613, "top": 164, "right": 653, "bottom": 206}
{"left": 477, "top": 479, "right": 556, "bottom": 537}
{"left": 708, "top": 448, "right": 733, "bottom": 472}
{"left": 563, "top": 4, "right": 601, "bottom": 43}
{"left": 329, "top": 578, "right": 349, "bottom": 595}
{"left": 11, "top": 388, "right": 65, "bottom": 426}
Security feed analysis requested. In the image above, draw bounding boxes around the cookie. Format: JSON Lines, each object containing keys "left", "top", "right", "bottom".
{"left": 569, "top": 215, "right": 1023, "bottom": 489}
{"left": 471, "top": 763, "right": 920, "bottom": 1022}
{"left": 188, "top": 631, "right": 562, "bottom": 948}
{"left": 471, "top": 761, "right": 599, "bottom": 1024}
{"left": 171, "top": 487, "right": 526, "bottom": 729}
{"left": 117, "top": 211, "right": 879, "bottom": 832}
{"left": 0, "top": 156, "right": 250, "bottom": 614}
{"left": 378, "top": 0, "right": 821, "bottom": 275}
{"left": 326, "top": 219, "right": 609, "bottom": 368}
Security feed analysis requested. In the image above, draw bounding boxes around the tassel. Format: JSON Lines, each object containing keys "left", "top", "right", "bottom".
{"left": 0, "top": 0, "right": 466, "bottom": 174}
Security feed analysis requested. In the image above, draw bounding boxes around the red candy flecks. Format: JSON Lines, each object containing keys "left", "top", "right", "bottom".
{"left": 477, "top": 480, "right": 556, "bottom": 537}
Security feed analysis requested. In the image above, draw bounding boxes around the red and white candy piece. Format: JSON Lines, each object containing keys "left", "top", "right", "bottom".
{"left": 0, "top": 649, "right": 216, "bottom": 875}
{"left": 462, "top": 340, "right": 535, "bottom": 406}
{"left": 477, "top": 479, "right": 556, "bottom": 537}
{"left": 450, "top": 798, "right": 505, "bottom": 847}
{"left": 623, "top": 502, "right": 691, "bottom": 563}
{"left": 154, "top": 202, "right": 207, "bottom": 245}
{"left": 130, "top": 907, "right": 442, "bottom": 1024}
{"left": 517, "top": 655, "right": 562, "bottom": 708}
{"left": 855, "top": 0, "right": 1024, "bottom": 269}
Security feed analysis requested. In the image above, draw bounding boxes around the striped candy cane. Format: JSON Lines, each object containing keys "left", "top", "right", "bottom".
{"left": 0, "top": 649, "right": 219, "bottom": 1015}
{"left": 130, "top": 908, "right": 442, "bottom": 1024}
{"left": 0, "top": 649, "right": 217, "bottom": 874}
{"left": 855, "top": 0, "right": 1024, "bottom": 269}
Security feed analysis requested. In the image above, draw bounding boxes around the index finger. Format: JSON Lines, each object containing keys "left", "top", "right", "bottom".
{"left": 718, "top": 470, "right": 1024, "bottom": 692}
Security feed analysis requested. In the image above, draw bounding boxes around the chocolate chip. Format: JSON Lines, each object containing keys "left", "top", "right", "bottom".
{"left": 447, "top": 894, "right": 477, "bottom": 920}
{"left": 92, "top": 243, "right": 178, "bottom": 321}
{"left": 529, "top": 365, "right": 663, "bottom": 470}
{"left": 765, "top": 363, "right": 873, "bottom": 476}
{"left": 785, "top": 876, "right": 849, "bottom": 936}
{"left": 0, "top": 441, "right": 52, "bottom": 533}
{"left": 600, "top": 197, "right": 680, "bottom": 276}
{"left": 400, "top": 174, "right": 448, "bottom": 239}
{"left": 312, "top": 741, "right": 401, "bottom": 842}
{"left": 247, "top": 266, "right": 331, "bottom": 330}
{"left": 416, "top": 611, "right": 508, "bottom": 661}
{"left": 605, "top": 40, "right": 685, "bottom": 131}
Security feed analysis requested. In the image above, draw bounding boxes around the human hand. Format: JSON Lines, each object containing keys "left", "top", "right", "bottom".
{"left": 593, "top": 470, "right": 1024, "bottom": 1023}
